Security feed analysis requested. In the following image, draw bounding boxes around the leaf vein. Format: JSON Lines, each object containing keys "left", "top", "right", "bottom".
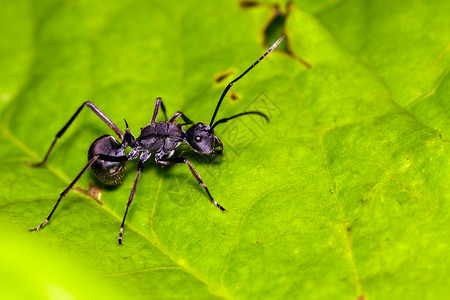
{"left": 318, "top": 133, "right": 363, "bottom": 297}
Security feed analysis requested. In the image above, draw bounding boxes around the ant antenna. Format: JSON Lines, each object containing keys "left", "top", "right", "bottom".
{"left": 210, "top": 111, "right": 269, "bottom": 130}
{"left": 210, "top": 34, "right": 285, "bottom": 126}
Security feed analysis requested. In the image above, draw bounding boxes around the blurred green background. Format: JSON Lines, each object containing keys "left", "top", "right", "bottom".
{"left": 0, "top": 0, "right": 449, "bottom": 299}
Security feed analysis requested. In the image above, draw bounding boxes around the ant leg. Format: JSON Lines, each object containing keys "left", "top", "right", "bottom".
{"left": 118, "top": 160, "right": 144, "bottom": 245}
{"left": 31, "top": 153, "right": 129, "bottom": 232}
{"left": 150, "top": 97, "right": 169, "bottom": 123}
{"left": 28, "top": 101, "right": 124, "bottom": 167}
{"left": 168, "top": 111, "right": 194, "bottom": 125}
{"left": 29, "top": 155, "right": 100, "bottom": 232}
{"left": 160, "top": 99, "right": 168, "bottom": 120}
{"left": 157, "top": 157, "right": 226, "bottom": 212}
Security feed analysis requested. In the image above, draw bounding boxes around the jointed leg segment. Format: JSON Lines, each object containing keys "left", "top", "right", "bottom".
{"left": 169, "top": 111, "right": 194, "bottom": 124}
{"left": 151, "top": 97, "right": 169, "bottom": 123}
{"left": 27, "top": 101, "right": 123, "bottom": 167}
{"left": 157, "top": 157, "right": 226, "bottom": 212}
{"left": 118, "top": 160, "right": 144, "bottom": 245}
{"left": 30, "top": 154, "right": 130, "bottom": 233}
{"left": 29, "top": 156, "right": 100, "bottom": 232}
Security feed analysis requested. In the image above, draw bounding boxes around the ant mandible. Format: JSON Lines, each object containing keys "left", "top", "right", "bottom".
{"left": 28, "top": 35, "right": 285, "bottom": 245}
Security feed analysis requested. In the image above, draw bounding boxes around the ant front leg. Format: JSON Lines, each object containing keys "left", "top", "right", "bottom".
{"left": 157, "top": 157, "right": 226, "bottom": 212}
{"left": 27, "top": 101, "right": 124, "bottom": 167}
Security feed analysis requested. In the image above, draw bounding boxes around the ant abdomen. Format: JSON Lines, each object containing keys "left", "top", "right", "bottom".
{"left": 88, "top": 135, "right": 126, "bottom": 185}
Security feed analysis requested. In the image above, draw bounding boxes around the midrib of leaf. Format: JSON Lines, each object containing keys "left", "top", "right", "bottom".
{"left": 0, "top": 123, "right": 235, "bottom": 300}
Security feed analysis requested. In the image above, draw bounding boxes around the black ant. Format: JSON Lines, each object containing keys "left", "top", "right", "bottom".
{"left": 28, "top": 35, "right": 285, "bottom": 245}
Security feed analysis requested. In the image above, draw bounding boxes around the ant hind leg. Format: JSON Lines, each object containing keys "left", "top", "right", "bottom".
{"left": 29, "top": 156, "right": 100, "bottom": 232}
{"left": 27, "top": 101, "right": 123, "bottom": 167}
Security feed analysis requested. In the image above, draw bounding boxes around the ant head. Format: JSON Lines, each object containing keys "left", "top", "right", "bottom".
{"left": 185, "top": 123, "right": 223, "bottom": 155}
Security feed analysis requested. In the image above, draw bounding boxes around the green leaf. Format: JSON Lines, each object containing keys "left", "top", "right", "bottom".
{"left": 316, "top": 0, "right": 450, "bottom": 138}
{"left": 0, "top": 1, "right": 449, "bottom": 299}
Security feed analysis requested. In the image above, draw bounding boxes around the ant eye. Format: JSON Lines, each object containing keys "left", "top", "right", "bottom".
{"left": 195, "top": 136, "right": 202, "bottom": 142}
